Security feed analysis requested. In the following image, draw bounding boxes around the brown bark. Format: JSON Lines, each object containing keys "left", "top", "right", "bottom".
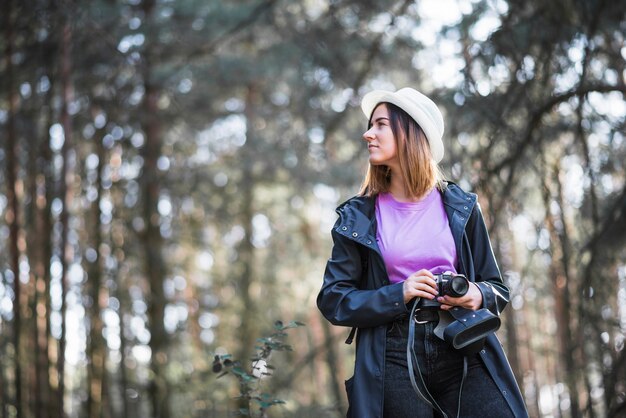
{"left": 86, "top": 130, "right": 107, "bottom": 418}
{"left": 0, "top": 334, "right": 6, "bottom": 418}
{"left": 58, "top": 17, "right": 75, "bottom": 418}
{"left": 27, "top": 127, "right": 43, "bottom": 418}
{"left": 21, "top": 152, "right": 34, "bottom": 418}
{"left": 34, "top": 170, "right": 53, "bottom": 418}
{"left": 520, "top": 299, "right": 540, "bottom": 417}
{"left": 478, "top": 188, "right": 528, "bottom": 395}
{"left": 28, "top": 25, "right": 57, "bottom": 417}
{"left": 140, "top": 2, "right": 170, "bottom": 415}
{"left": 321, "top": 320, "right": 345, "bottom": 415}
{"left": 183, "top": 281, "right": 203, "bottom": 353}
{"left": 141, "top": 83, "right": 170, "bottom": 417}
{"left": 42, "top": 102, "right": 56, "bottom": 418}
{"left": 111, "top": 253, "right": 130, "bottom": 418}
{"left": 4, "top": 0, "right": 22, "bottom": 414}
{"left": 236, "top": 83, "right": 258, "bottom": 375}
{"left": 502, "top": 286, "right": 522, "bottom": 385}
{"left": 541, "top": 161, "right": 580, "bottom": 418}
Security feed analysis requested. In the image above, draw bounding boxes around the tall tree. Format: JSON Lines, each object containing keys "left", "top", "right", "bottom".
{"left": 4, "top": 0, "right": 23, "bottom": 415}
{"left": 139, "top": 1, "right": 170, "bottom": 416}
{"left": 29, "top": 6, "right": 57, "bottom": 415}
{"left": 85, "top": 127, "right": 107, "bottom": 418}
{"left": 57, "top": 7, "right": 76, "bottom": 417}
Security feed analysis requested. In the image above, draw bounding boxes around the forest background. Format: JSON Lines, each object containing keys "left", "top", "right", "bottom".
{"left": 1, "top": 0, "right": 625, "bottom": 417}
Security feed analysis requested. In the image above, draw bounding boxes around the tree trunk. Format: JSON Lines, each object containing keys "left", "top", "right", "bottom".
{"left": 321, "top": 321, "right": 345, "bottom": 415}
{"left": 28, "top": 28, "right": 56, "bottom": 417}
{"left": 27, "top": 122, "right": 43, "bottom": 418}
{"left": 235, "top": 83, "right": 258, "bottom": 390}
{"left": 4, "top": 0, "right": 22, "bottom": 415}
{"left": 521, "top": 299, "right": 540, "bottom": 417}
{"left": 112, "top": 259, "right": 130, "bottom": 418}
{"left": 43, "top": 103, "right": 56, "bottom": 418}
{"left": 541, "top": 161, "right": 580, "bottom": 418}
{"left": 493, "top": 227, "right": 523, "bottom": 386}
{"left": 141, "top": 81, "right": 170, "bottom": 418}
{"left": 140, "top": 2, "right": 170, "bottom": 415}
{"left": 86, "top": 130, "right": 107, "bottom": 418}
{"left": 0, "top": 337, "right": 6, "bottom": 418}
{"left": 58, "top": 17, "right": 75, "bottom": 418}
{"left": 35, "top": 165, "right": 53, "bottom": 418}
{"left": 183, "top": 282, "right": 203, "bottom": 353}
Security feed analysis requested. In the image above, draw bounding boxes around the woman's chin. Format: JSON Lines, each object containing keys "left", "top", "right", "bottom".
{"left": 369, "top": 159, "right": 388, "bottom": 166}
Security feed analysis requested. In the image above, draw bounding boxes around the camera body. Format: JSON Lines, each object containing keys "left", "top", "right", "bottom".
{"left": 419, "top": 273, "right": 469, "bottom": 309}
{"left": 410, "top": 273, "right": 500, "bottom": 355}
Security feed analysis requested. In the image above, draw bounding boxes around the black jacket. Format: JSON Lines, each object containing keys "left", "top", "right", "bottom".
{"left": 317, "top": 182, "right": 528, "bottom": 417}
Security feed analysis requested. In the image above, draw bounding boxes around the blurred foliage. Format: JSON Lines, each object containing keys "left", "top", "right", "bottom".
{"left": 213, "top": 320, "right": 305, "bottom": 417}
{"left": 0, "top": 0, "right": 625, "bottom": 417}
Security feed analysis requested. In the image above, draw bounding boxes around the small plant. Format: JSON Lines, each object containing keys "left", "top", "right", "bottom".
{"left": 212, "top": 320, "right": 305, "bottom": 417}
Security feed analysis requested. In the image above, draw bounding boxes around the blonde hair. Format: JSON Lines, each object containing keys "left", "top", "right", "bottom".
{"left": 359, "top": 103, "right": 445, "bottom": 199}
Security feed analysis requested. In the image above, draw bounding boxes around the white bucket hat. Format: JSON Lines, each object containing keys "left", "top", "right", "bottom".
{"left": 361, "top": 87, "right": 445, "bottom": 163}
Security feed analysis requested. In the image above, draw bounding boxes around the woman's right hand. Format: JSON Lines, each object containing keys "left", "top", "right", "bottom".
{"left": 402, "top": 269, "right": 439, "bottom": 304}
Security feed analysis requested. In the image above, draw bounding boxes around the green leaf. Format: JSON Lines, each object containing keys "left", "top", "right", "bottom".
{"left": 231, "top": 367, "right": 256, "bottom": 382}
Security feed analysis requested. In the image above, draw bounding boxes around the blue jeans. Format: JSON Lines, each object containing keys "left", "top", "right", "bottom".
{"left": 383, "top": 318, "right": 514, "bottom": 418}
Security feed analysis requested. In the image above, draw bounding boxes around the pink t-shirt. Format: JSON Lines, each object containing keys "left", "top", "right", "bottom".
{"left": 375, "top": 189, "right": 457, "bottom": 284}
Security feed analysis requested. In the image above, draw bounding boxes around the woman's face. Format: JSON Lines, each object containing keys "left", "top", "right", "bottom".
{"left": 363, "top": 104, "right": 399, "bottom": 169}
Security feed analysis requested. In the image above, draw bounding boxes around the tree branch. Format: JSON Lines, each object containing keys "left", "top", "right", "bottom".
{"left": 488, "top": 83, "right": 626, "bottom": 177}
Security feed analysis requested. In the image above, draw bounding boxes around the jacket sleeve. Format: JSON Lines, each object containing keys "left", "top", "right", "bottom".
{"left": 467, "top": 204, "right": 510, "bottom": 316}
{"left": 316, "top": 226, "right": 407, "bottom": 328}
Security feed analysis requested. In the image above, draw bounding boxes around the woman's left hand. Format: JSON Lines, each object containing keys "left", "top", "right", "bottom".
{"left": 437, "top": 282, "right": 483, "bottom": 311}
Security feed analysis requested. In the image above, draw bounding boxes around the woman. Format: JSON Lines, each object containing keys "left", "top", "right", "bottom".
{"left": 317, "top": 88, "right": 528, "bottom": 417}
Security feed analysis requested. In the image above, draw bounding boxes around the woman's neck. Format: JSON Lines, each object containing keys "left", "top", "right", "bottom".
{"left": 388, "top": 171, "right": 433, "bottom": 203}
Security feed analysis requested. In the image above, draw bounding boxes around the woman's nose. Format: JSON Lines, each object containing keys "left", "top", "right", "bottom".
{"left": 363, "top": 128, "right": 374, "bottom": 141}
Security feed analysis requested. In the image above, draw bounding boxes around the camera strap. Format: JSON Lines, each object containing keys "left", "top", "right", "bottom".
{"left": 407, "top": 298, "right": 467, "bottom": 418}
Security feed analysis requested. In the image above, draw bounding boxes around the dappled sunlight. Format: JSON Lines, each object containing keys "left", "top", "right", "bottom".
{"left": 1, "top": 0, "right": 624, "bottom": 417}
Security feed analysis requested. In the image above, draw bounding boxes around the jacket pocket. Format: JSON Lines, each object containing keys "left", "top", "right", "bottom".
{"left": 344, "top": 376, "right": 354, "bottom": 418}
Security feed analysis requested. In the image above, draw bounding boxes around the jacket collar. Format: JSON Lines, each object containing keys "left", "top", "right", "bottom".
{"left": 440, "top": 181, "right": 477, "bottom": 216}
{"left": 336, "top": 181, "right": 477, "bottom": 222}
{"left": 335, "top": 195, "right": 379, "bottom": 253}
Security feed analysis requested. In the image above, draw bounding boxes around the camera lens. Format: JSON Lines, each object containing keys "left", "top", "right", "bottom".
{"left": 448, "top": 276, "right": 469, "bottom": 297}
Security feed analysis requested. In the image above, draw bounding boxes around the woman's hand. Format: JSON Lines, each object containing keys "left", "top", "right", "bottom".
{"left": 437, "top": 282, "right": 483, "bottom": 311}
{"left": 402, "top": 269, "right": 439, "bottom": 304}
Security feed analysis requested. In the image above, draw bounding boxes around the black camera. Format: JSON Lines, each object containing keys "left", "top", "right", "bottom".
{"left": 436, "top": 273, "right": 469, "bottom": 298}
{"left": 419, "top": 273, "right": 469, "bottom": 309}
{"left": 409, "top": 273, "right": 500, "bottom": 355}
